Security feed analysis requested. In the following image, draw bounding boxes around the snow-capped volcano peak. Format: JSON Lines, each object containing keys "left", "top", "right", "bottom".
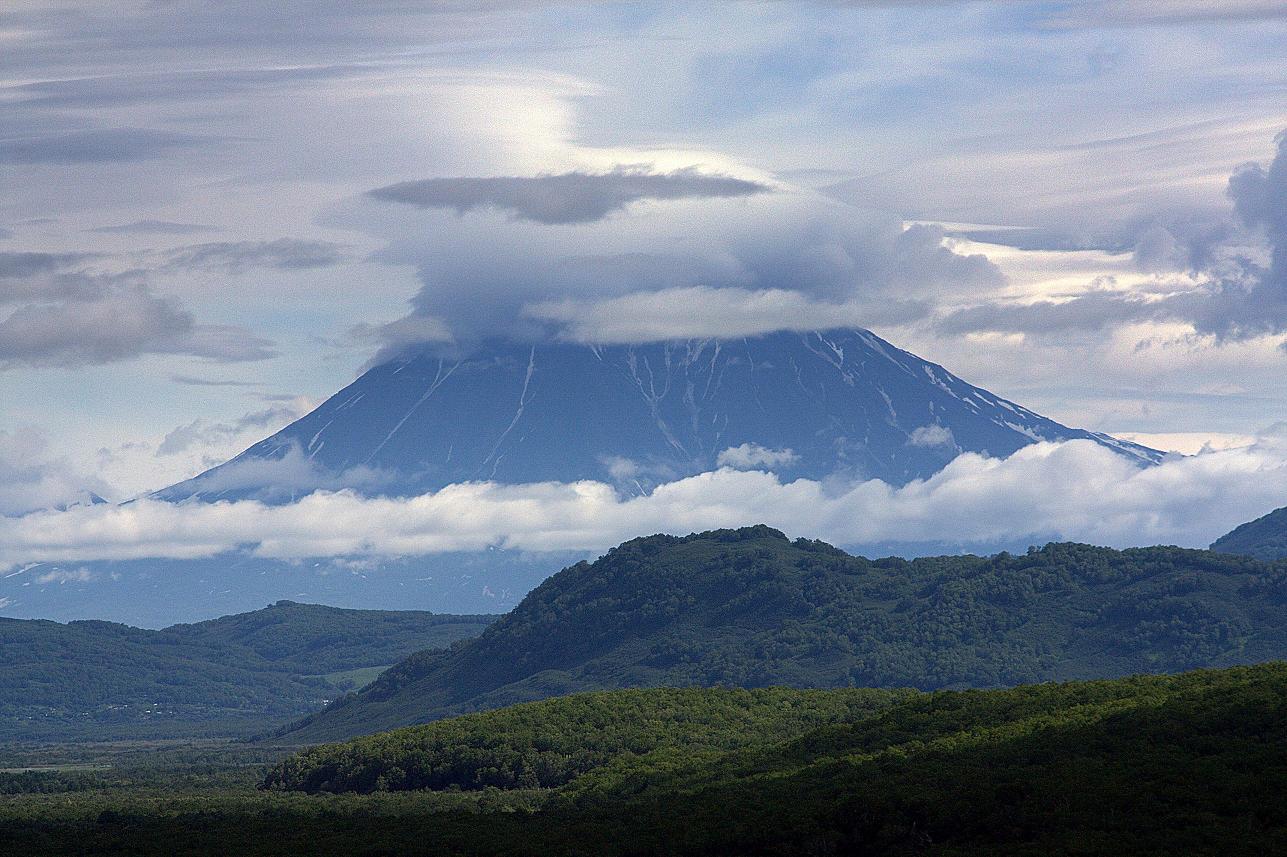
{"left": 154, "top": 328, "right": 1160, "bottom": 503}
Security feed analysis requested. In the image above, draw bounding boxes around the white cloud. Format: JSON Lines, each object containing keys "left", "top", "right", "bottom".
{"left": 525, "top": 286, "right": 922, "bottom": 344}
{"left": 716, "top": 443, "right": 799, "bottom": 470}
{"left": 600, "top": 455, "right": 641, "bottom": 481}
{"left": 1113, "top": 431, "right": 1258, "bottom": 455}
{"left": 0, "top": 427, "right": 110, "bottom": 516}
{"left": 35, "top": 567, "right": 95, "bottom": 584}
{"left": 3, "top": 439, "right": 1287, "bottom": 569}
{"left": 156, "top": 400, "right": 313, "bottom": 457}
{"left": 907, "top": 424, "right": 956, "bottom": 449}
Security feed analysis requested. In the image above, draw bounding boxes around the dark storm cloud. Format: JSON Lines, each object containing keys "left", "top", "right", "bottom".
{"left": 0, "top": 128, "right": 212, "bottom": 165}
{"left": 90, "top": 220, "right": 216, "bottom": 236}
{"left": 161, "top": 239, "right": 347, "bottom": 273}
{"left": 368, "top": 168, "right": 773, "bottom": 224}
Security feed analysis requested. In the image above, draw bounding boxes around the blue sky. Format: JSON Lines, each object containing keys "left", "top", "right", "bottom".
{"left": 3, "top": 0, "right": 1287, "bottom": 504}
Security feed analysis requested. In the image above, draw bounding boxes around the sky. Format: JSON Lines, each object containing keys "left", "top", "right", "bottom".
{"left": 3, "top": 1, "right": 1287, "bottom": 562}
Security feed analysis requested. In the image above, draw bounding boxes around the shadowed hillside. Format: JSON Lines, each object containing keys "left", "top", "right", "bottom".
{"left": 1212, "top": 505, "right": 1287, "bottom": 561}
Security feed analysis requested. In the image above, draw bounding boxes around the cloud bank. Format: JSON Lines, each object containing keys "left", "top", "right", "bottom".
{"left": 5, "top": 439, "right": 1287, "bottom": 569}
{"left": 940, "top": 132, "right": 1287, "bottom": 344}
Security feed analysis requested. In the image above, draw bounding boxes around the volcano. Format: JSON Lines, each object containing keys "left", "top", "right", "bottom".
{"left": 156, "top": 328, "right": 1159, "bottom": 504}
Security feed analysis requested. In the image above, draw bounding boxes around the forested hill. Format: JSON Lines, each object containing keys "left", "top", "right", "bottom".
{"left": 1212, "top": 505, "right": 1287, "bottom": 561}
{"left": 248, "top": 664, "right": 1287, "bottom": 856}
{"left": 0, "top": 601, "right": 495, "bottom": 740}
{"left": 284, "top": 525, "right": 1287, "bottom": 742}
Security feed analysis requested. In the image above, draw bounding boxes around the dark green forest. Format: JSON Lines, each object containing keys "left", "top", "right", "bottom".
{"left": 1211, "top": 505, "right": 1287, "bottom": 561}
{"left": 262, "top": 686, "right": 912, "bottom": 793}
{"left": 1, "top": 663, "right": 1283, "bottom": 855}
{"left": 0, "top": 601, "right": 494, "bottom": 740}
{"left": 286, "top": 526, "right": 1287, "bottom": 741}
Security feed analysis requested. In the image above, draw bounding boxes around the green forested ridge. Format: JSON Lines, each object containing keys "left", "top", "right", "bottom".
{"left": 1212, "top": 505, "right": 1287, "bottom": 561}
{"left": 285, "top": 525, "right": 1287, "bottom": 741}
{"left": 0, "top": 601, "right": 494, "bottom": 740}
{"left": 2, "top": 663, "right": 1284, "bottom": 855}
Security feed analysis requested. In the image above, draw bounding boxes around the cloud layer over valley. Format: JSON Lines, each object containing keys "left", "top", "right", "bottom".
{"left": 5, "top": 437, "right": 1287, "bottom": 571}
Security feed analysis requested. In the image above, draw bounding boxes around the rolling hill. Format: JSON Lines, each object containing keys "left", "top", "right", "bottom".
{"left": 282, "top": 525, "right": 1287, "bottom": 742}
{"left": 0, "top": 601, "right": 494, "bottom": 740}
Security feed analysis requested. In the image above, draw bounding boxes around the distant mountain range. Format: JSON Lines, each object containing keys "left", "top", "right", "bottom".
{"left": 1212, "top": 505, "right": 1287, "bottom": 561}
{"left": 0, "top": 601, "right": 493, "bottom": 740}
{"left": 155, "top": 329, "right": 1160, "bottom": 503}
{"left": 283, "top": 526, "right": 1287, "bottom": 742}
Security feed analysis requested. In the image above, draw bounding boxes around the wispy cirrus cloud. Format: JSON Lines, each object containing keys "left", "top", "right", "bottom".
{"left": 1041, "top": 0, "right": 1287, "bottom": 29}
{"left": 0, "top": 128, "right": 213, "bottom": 165}
{"left": 89, "top": 220, "right": 216, "bottom": 236}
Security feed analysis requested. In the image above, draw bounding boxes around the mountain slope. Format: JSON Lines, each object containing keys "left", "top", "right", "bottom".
{"left": 156, "top": 329, "right": 1159, "bottom": 503}
{"left": 0, "top": 601, "right": 495, "bottom": 740}
{"left": 283, "top": 526, "right": 1287, "bottom": 742}
{"left": 1211, "top": 505, "right": 1287, "bottom": 561}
